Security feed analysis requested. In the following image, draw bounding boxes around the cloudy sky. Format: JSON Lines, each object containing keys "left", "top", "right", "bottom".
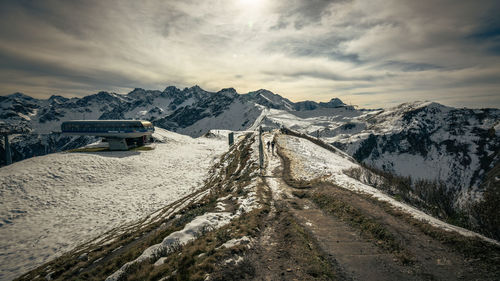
{"left": 0, "top": 0, "right": 499, "bottom": 108}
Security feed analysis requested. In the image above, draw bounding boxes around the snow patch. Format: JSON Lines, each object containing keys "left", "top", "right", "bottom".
{"left": 106, "top": 212, "right": 234, "bottom": 281}
{"left": 219, "top": 236, "right": 252, "bottom": 249}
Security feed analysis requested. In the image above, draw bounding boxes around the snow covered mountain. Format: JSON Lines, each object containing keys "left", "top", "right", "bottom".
{"left": 0, "top": 86, "right": 351, "bottom": 166}
{"left": 0, "top": 86, "right": 249, "bottom": 165}
{"left": 334, "top": 102, "right": 499, "bottom": 203}
{"left": 1, "top": 86, "right": 498, "bottom": 207}
{"left": 264, "top": 101, "right": 500, "bottom": 210}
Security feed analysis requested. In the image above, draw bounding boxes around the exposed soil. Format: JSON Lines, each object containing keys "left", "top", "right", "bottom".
{"left": 249, "top": 132, "right": 500, "bottom": 281}
{"left": 238, "top": 139, "right": 343, "bottom": 281}
{"left": 247, "top": 187, "right": 350, "bottom": 281}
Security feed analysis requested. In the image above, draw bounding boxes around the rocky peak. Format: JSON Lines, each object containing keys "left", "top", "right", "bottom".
{"left": 95, "top": 91, "right": 119, "bottom": 101}
{"left": 48, "top": 95, "right": 69, "bottom": 104}
{"left": 7, "top": 92, "right": 34, "bottom": 101}
{"left": 243, "top": 89, "right": 295, "bottom": 110}
{"left": 127, "top": 88, "right": 146, "bottom": 98}
{"left": 217, "top": 87, "right": 238, "bottom": 98}
{"left": 319, "top": 98, "right": 346, "bottom": 108}
{"left": 187, "top": 85, "right": 204, "bottom": 93}
{"left": 163, "top": 86, "right": 180, "bottom": 93}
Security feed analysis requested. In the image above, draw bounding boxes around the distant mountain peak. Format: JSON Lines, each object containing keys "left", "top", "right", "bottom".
{"left": 188, "top": 85, "right": 204, "bottom": 92}
{"left": 127, "top": 88, "right": 146, "bottom": 97}
{"left": 219, "top": 87, "right": 237, "bottom": 93}
{"left": 319, "top": 97, "right": 347, "bottom": 108}
{"left": 217, "top": 87, "right": 238, "bottom": 98}
{"left": 48, "top": 95, "right": 69, "bottom": 104}
{"left": 329, "top": 97, "right": 344, "bottom": 103}
{"left": 163, "top": 86, "right": 180, "bottom": 93}
{"left": 390, "top": 101, "right": 450, "bottom": 117}
{"left": 242, "top": 89, "right": 295, "bottom": 110}
{"left": 255, "top": 88, "right": 274, "bottom": 94}
{"left": 8, "top": 92, "right": 34, "bottom": 100}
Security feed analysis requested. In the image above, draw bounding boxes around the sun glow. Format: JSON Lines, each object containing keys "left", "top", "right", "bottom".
{"left": 238, "top": 0, "right": 262, "bottom": 8}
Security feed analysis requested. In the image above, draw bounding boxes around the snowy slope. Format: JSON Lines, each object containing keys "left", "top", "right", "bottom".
{"left": 106, "top": 133, "right": 263, "bottom": 281}
{"left": 0, "top": 128, "right": 227, "bottom": 280}
{"left": 263, "top": 106, "right": 377, "bottom": 135}
{"left": 262, "top": 101, "right": 499, "bottom": 207}
{"left": 328, "top": 102, "right": 500, "bottom": 206}
{"left": 175, "top": 99, "right": 263, "bottom": 137}
{"left": 277, "top": 134, "right": 499, "bottom": 245}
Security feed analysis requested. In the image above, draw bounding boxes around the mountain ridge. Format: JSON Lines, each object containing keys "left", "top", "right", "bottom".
{"left": 1, "top": 86, "right": 499, "bottom": 214}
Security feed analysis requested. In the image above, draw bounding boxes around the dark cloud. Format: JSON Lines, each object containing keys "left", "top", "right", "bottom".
{"left": 271, "top": 0, "right": 350, "bottom": 30}
{"left": 1, "top": 0, "right": 107, "bottom": 40}
{"left": 466, "top": 11, "right": 500, "bottom": 56}
{"left": 0, "top": 0, "right": 198, "bottom": 97}
{"left": 152, "top": 6, "right": 202, "bottom": 38}
{"left": 264, "top": 69, "right": 382, "bottom": 82}
{"left": 264, "top": 35, "right": 361, "bottom": 64}
{"left": 378, "top": 61, "right": 442, "bottom": 72}
{"left": 350, "top": 92, "right": 378, "bottom": 96}
{"left": 0, "top": 45, "right": 149, "bottom": 94}
{"left": 451, "top": 74, "right": 500, "bottom": 88}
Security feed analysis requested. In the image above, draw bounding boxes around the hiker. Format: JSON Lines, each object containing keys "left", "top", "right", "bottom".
{"left": 266, "top": 141, "right": 270, "bottom": 151}
{"left": 271, "top": 140, "right": 275, "bottom": 154}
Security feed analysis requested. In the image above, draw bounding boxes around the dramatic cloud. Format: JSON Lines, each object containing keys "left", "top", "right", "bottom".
{"left": 0, "top": 0, "right": 499, "bottom": 108}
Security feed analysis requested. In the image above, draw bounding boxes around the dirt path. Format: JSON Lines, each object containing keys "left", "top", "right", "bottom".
{"left": 289, "top": 200, "right": 414, "bottom": 281}
{"left": 262, "top": 136, "right": 412, "bottom": 280}
{"left": 255, "top": 132, "right": 498, "bottom": 281}
{"left": 245, "top": 134, "right": 343, "bottom": 280}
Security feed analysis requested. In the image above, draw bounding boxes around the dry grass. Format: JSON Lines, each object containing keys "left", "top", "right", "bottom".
{"left": 149, "top": 206, "right": 269, "bottom": 281}
{"left": 308, "top": 190, "right": 415, "bottom": 265}
{"left": 375, "top": 198, "right": 500, "bottom": 276}
{"left": 66, "top": 147, "right": 109, "bottom": 152}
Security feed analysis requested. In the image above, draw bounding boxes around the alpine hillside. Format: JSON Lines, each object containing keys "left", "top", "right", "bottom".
{"left": 1, "top": 85, "right": 499, "bottom": 239}
{"left": 7, "top": 129, "right": 500, "bottom": 281}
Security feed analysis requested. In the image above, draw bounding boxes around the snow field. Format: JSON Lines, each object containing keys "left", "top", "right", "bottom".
{"left": 0, "top": 128, "right": 227, "bottom": 280}
{"left": 105, "top": 132, "right": 263, "bottom": 280}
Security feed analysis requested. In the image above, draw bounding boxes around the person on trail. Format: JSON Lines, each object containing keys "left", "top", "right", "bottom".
{"left": 266, "top": 141, "right": 270, "bottom": 151}
{"left": 271, "top": 140, "right": 275, "bottom": 154}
